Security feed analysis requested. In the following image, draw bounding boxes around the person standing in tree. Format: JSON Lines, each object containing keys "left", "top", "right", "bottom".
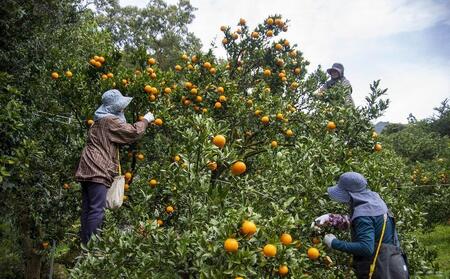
{"left": 75, "top": 89, "right": 155, "bottom": 244}
{"left": 319, "top": 62, "right": 354, "bottom": 105}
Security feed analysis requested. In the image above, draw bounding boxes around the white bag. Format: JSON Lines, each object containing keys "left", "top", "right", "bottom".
{"left": 106, "top": 149, "right": 124, "bottom": 209}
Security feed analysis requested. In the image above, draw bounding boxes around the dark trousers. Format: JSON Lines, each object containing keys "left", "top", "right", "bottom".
{"left": 80, "top": 181, "right": 108, "bottom": 244}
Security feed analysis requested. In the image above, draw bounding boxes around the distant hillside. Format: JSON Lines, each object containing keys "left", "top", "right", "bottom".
{"left": 374, "top": 121, "right": 389, "bottom": 133}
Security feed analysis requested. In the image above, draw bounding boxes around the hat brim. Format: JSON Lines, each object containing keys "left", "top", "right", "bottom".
{"left": 117, "top": 96, "right": 132, "bottom": 111}
{"left": 327, "top": 68, "right": 339, "bottom": 75}
{"left": 328, "top": 185, "right": 351, "bottom": 203}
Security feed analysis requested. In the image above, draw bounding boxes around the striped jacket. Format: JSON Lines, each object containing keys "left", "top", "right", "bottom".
{"left": 75, "top": 116, "right": 148, "bottom": 187}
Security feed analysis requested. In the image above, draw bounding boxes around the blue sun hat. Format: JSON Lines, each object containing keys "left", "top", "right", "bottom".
{"left": 328, "top": 172, "right": 388, "bottom": 220}
{"left": 94, "top": 89, "right": 132, "bottom": 123}
{"left": 327, "top": 172, "right": 367, "bottom": 203}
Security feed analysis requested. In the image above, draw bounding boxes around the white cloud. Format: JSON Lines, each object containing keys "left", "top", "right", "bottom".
{"left": 120, "top": 0, "right": 450, "bottom": 123}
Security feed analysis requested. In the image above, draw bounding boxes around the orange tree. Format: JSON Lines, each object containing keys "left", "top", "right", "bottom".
{"left": 59, "top": 16, "right": 438, "bottom": 278}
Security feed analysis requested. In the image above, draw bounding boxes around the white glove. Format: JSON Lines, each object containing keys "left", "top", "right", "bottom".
{"left": 314, "top": 214, "right": 331, "bottom": 226}
{"left": 143, "top": 112, "right": 154, "bottom": 122}
{"left": 324, "top": 234, "right": 336, "bottom": 248}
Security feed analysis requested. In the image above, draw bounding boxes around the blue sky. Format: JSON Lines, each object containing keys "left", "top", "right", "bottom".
{"left": 120, "top": 0, "right": 450, "bottom": 123}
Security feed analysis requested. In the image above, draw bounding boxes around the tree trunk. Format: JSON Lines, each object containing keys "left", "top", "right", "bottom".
{"left": 19, "top": 213, "right": 42, "bottom": 279}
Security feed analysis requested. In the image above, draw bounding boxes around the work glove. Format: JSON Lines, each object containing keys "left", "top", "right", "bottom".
{"left": 314, "top": 214, "right": 332, "bottom": 226}
{"left": 324, "top": 234, "right": 336, "bottom": 249}
{"left": 143, "top": 112, "right": 155, "bottom": 122}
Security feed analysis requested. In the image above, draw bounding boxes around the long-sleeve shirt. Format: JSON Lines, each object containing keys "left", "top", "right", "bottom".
{"left": 331, "top": 215, "right": 395, "bottom": 258}
{"left": 75, "top": 116, "right": 148, "bottom": 187}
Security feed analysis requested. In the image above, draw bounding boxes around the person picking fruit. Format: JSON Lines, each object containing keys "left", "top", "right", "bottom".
{"left": 75, "top": 89, "right": 154, "bottom": 245}
{"left": 313, "top": 172, "right": 409, "bottom": 279}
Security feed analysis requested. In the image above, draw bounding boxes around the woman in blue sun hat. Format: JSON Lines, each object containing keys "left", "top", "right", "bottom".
{"left": 313, "top": 172, "right": 409, "bottom": 279}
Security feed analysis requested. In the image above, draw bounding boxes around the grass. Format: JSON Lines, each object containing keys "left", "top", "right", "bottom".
{"left": 414, "top": 224, "right": 450, "bottom": 279}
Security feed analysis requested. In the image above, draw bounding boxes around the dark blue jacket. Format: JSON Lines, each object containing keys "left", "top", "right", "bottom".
{"left": 331, "top": 215, "right": 395, "bottom": 257}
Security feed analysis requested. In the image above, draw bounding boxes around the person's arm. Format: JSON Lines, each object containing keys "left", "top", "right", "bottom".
{"left": 331, "top": 217, "right": 375, "bottom": 257}
{"left": 108, "top": 117, "right": 149, "bottom": 144}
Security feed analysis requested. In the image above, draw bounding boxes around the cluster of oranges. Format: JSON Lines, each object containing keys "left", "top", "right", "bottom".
{"left": 224, "top": 220, "right": 321, "bottom": 277}
{"left": 89, "top": 55, "right": 105, "bottom": 68}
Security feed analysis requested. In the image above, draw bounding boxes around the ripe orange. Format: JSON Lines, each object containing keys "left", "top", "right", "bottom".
{"left": 261, "top": 116, "right": 270, "bottom": 125}
{"left": 42, "top": 242, "right": 49, "bottom": 249}
{"left": 63, "top": 183, "right": 70, "bottom": 190}
{"left": 231, "top": 161, "right": 246, "bottom": 175}
{"left": 271, "top": 141, "right": 278, "bottom": 148}
{"left": 65, "top": 71, "right": 73, "bottom": 78}
{"left": 266, "top": 30, "right": 273, "bottom": 37}
{"left": 149, "top": 179, "right": 158, "bottom": 188}
{"left": 148, "top": 94, "right": 156, "bottom": 102}
{"left": 136, "top": 153, "right": 144, "bottom": 160}
{"left": 185, "top": 81, "right": 193, "bottom": 89}
{"left": 144, "top": 85, "right": 152, "bottom": 93}
{"left": 232, "top": 33, "right": 239, "bottom": 40}
{"left": 239, "top": 18, "right": 246, "bottom": 25}
{"left": 246, "top": 99, "right": 253, "bottom": 106}
{"left": 191, "top": 55, "right": 198, "bottom": 63}
{"left": 124, "top": 183, "right": 129, "bottom": 191}
{"left": 280, "top": 233, "right": 293, "bottom": 245}
{"left": 254, "top": 110, "right": 262, "bottom": 116}
{"left": 209, "top": 68, "right": 216, "bottom": 74}
{"left": 276, "top": 113, "right": 284, "bottom": 120}
{"left": 283, "top": 39, "right": 290, "bottom": 46}
{"left": 374, "top": 143, "right": 382, "bottom": 152}
{"left": 125, "top": 172, "right": 132, "bottom": 180}
{"left": 164, "top": 87, "right": 172, "bottom": 94}
{"left": 202, "top": 108, "right": 208, "bottom": 113}
{"left": 147, "top": 58, "right": 156, "bottom": 65}
{"left": 214, "top": 102, "right": 222, "bottom": 109}
{"left": 94, "top": 61, "right": 102, "bottom": 68}
{"left": 150, "top": 72, "right": 157, "bottom": 79}
{"left": 263, "top": 244, "right": 277, "bottom": 257}
{"left": 285, "top": 129, "right": 294, "bottom": 137}
{"left": 222, "top": 38, "right": 228, "bottom": 44}
{"left": 166, "top": 206, "right": 174, "bottom": 214}
{"left": 174, "top": 155, "right": 181, "bottom": 162}
{"left": 154, "top": 118, "right": 163, "bottom": 126}
{"left": 157, "top": 219, "right": 163, "bottom": 226}
{"left": 266, "top": 18, "right": 274, "bottom": 25}
{"left": 207, "top": 161, "right": 218, "bottom": 171}
{"left": 190, "top": 88, "right": 198, "bottom": 95}
{"left": 203, "top": 62, "right": 211, "bottom": 69}
{"left": 97, "top": 56, "right": 105, "bottom": 63}
{"left": 181, "top": 54, "right": 189, "bottom": 60}
{"left": 219, "top": 95, "right": 227, "bottom": 102}
{"left": 275, "top": 18, "right": 283, "bottom": 26}
{"left": 86, "top": 119, "right": 94, "bottom": 126}
{"left": 278, "top": 265, "right": 289, "bottom": 276}
{"left": 216, "top": 86, "right": 224, "bottom": 94}
{"left": 196, "top": 96, "right": 203, "bottom": 102}
{"left": 251, "top": 32, "right": 259, "bottom": 39}
{"left": 51, "top": 72, "right": 59, "bottom": 79}
{"left": 289, "top": 50, "right": 297, "bottom": 57}
{"left": 101, "top": 74, "right": 108, "bottom": 80}
{"left": 275, "top": 43, "right": 283, "bottom": 50}
{"left": 220, "top": 25, "right": 227, "bottom": 32}
{"left": 327, "top": 121, "right": 336, "bottom": 130}
{"left": 241, "top": 220, "right": 257, "bottom": 235}
{"left": 224, "top": 238, "right": 239, "bottom": 252}
{"left": 294, "top": 67, "right": 301, "bottom": 74}
{"left": 212, "top": 135, "right": 226, "bottom": 148}
{"left": 263, "top": 69, "right": 271, "bottom": 76}
{"left": 175, "top": 65, "right": 182, "bottom": 71}
{"left": 307, "top": 247, "right": 320, "bottom": 260}
{"left": 276, "top": 58, "right": 284, "bottom": 66}
{"left": 89, "top": 59, "right": 96, "bottom": 65}
{"left": 107, "top": 72, "right": 113, "bottom": 78}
